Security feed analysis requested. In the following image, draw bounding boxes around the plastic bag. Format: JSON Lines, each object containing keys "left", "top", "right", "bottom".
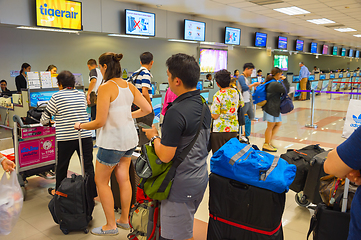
{"left": 0, "top": 171, "right": 23, "bottom": 235}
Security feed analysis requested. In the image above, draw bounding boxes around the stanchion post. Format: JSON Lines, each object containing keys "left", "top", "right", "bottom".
{"left": 305, "top": 89, "right": 317, "bottom": 128}
{"left": 358, "top": 83, "right": 360, "bottom": 100}
{"left": 253, "top": 104, "right": 258, "bottom": 121}
{"left": 330, "top": 80, "right": 333, "bottom": 100}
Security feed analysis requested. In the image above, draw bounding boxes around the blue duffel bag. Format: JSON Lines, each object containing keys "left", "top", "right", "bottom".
{"left": 210, "top": 138, "right": 297, "bottom": 193}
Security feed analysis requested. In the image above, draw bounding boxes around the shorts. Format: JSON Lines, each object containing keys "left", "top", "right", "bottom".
{"left": 160, "top": 197, "right": 203, "bottom": 240}
{"left": 263, "top": 111, "right": 282, "bottom": 123}
{"left": 96, "top": 147, "right": 135, "bottom": 167}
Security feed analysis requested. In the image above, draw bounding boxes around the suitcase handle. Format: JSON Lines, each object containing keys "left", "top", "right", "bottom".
{"left": 229, "top": 180, "right": 249, "bottom": 190}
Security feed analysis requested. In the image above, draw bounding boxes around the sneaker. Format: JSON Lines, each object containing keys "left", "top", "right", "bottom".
{"left": 270, "top": 143, "right": 277, "bottom": 150}
{"left": 239, "top": 136, "right": 248, "bottom": 144}
{"left": 262, "top": 143, "right": 277, "bottom": 152}
{"left": 91, "top": 226, "right": 119, "bottom": 236}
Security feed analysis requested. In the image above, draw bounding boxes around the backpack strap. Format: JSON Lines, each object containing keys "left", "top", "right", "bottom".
{"left": 157, "top": 101, "right": 207, "bottom": 193}
{"left": 129, "top": 70, "right": 144, "bottom": 84}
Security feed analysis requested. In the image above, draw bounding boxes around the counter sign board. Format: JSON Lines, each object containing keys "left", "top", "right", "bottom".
{"left": 36, "top": 0, "right": 82, "bottom": 30}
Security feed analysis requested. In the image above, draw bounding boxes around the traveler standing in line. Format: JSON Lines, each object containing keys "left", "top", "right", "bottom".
{"left": 40, "top": 71, "right": 96, "bottom": 197}
{"left": 299, "top": 62, "right": 310, "bottom": 101}
{"left": 237, "top": 63, "right": 261, "bottom": 143}
{"left": 132, "top": 52, "right": 155, "bottom": 145}
{"left": 15, "top": 63, "right": 31, "bottom": 93}
{"left": 87, "top": 59, "right": 103, "bottom": 121}
{"left": 262, "top": 67, "right": 289, "bottom": 152}
{"left": 143, "top": 53, "right": 211, "bottom": 240}
{"left": 74, "top": 52, "right": 151, "bottom": 236}
{"left": 324, "top": 127, "right": 361, "bottom": 240}
{"left": 211, "top": 69, "right": 243, "bottom": 153}
{"left": 46, "top": 65, "right": 57, "bottom": 75}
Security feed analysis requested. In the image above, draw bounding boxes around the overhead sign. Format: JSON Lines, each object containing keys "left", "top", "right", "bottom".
{"left": 36, "top": 0, "right": 82, "bottom": 30}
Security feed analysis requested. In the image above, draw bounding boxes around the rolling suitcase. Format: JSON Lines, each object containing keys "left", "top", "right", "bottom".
{"left": 48, "top": 131, "right": 96, "bottom": 234}
{"left": 207, "top": 173, "right": 285, "bottom": 240}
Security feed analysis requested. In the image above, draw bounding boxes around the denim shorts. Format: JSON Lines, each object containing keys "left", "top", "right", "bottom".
{"left": 263, "top": 111, "right": 282, "bottom": 123}
{"left": 96, "top": 147, "right": 136, "bottom": 167}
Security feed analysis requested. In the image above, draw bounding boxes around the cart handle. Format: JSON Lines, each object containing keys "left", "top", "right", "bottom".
{"left": 13, "top": 115, "right": 42, "bottom": 128}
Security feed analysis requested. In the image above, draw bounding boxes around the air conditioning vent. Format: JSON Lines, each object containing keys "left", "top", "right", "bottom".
{"left": 248, "top": 0, "right": 284, "bottom": 5}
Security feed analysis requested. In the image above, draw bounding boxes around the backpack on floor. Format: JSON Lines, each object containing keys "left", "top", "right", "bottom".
{"left": 252, "top": 80, "right": 276, "bottom": 106}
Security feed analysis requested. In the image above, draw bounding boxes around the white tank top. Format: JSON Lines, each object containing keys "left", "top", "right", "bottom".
{"left": 96, "top": 80, "right": 138, "bottom": 151}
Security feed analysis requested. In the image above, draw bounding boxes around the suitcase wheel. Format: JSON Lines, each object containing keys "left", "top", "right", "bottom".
{"left": 295, "top": 192, "right": 310, "bottom": 207}
{"left": 84, "top": 228, "right": 89, "bottom": 234}
{"left": 61, "top": 229, "right": 69, "bottom": 235}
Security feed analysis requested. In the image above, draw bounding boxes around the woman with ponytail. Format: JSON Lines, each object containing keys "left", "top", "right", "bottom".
{"left": 75, "top": 52, "right": 152, "bottom": 236}
{"left": 262, "top": 67, "right": 289, "bottom": 152}
{"left": 15, "top": 63, "right": 31, "bottom": 92}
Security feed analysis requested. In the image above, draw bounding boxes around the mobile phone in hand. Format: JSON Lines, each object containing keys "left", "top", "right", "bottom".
{"left": 137, "top": 122, "right": 152, "bottom": 129}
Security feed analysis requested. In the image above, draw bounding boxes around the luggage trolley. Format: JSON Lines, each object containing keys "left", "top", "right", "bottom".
{"left": 13, "top": 115, "right": 57, "bottom": 200}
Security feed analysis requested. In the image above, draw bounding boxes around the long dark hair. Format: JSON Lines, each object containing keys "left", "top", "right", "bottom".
{"left": 46, "top": 64, "right": 57, "bottom": 72}
{"left": 264, "top": 67, "right": 282, "bottom": 83}
{"left": 98, "top": 52, "right": 123, "bottom": 81}
{"left": 20, "top": 63, "right": 31, "bottom": 74}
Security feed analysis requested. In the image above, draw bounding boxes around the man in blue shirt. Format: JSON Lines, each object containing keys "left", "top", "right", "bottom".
{"left": 324, "top": 127, "right": 361, "bottom": 240}
{"left": 299, "top": 62, "right": 310, "bottom": 101}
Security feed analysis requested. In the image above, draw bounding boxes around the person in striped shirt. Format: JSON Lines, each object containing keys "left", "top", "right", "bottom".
{"left": 40, "top": 71, "right": 95, "bottom": 197}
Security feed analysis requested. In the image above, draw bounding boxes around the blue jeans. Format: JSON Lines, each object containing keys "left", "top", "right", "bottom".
{"left": 241, "top": 115, "right": 251, "bottom": 137}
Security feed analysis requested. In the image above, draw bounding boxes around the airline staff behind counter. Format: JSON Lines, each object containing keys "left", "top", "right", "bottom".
{"left": 15, "top": 63, "right": 31, "bottom": 93}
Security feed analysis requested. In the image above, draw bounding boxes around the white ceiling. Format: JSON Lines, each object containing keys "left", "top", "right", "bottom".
{"left": 116, "top": 0, "right": 361, "bottom": 47}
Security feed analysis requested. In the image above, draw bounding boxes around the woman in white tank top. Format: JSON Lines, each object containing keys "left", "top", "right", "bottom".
{"left": 75, "top": 52, "right": 152, "bottom": 236}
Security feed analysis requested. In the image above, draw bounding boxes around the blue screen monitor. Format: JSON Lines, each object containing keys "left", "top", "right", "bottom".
{"left": 347, "top": 73, "right": 351, "bottom": 78}
{"left": 320, "top": 74, "right": 326, "bottom": 80}
{"left": 296, "top": 39, "right": 304, "bottom": 51}
{"left": 251, "top": 78, "right": 258, "bottom": 84}
{"left": 125, "top": 9, "right": 155, "bottom": 37}
{"left": 330, "top": 74, "right": 335, "bottom": 79}
{"left": 196, "top": 80, "right": 203, "bottom": 90}
{"left": 311, "top": 42, "right": 318, "bottom": 54}
{"left": 356, "top": 50, "right": 360, "bottom": 58}
{"left": 292, "top": 75, "right": 300, "bottom": 83}
{"left": 349, "top": 49, "right": 354, "bottom": 57}
{"left": 225, "top": 27, "right": 241, "bottom": 45}
{"left": 309, "top": 75, "right": 315, "bottom": 81}
{"left": 333, "top": 46, "right": 338, "bottom": 55}
{"left": 255, "top": 32, "right": 267, "bottom": 47}
{"left": 341, "top": 48, "right": 346, "bottom": 56}
{"left": 353, "top": 72, "right": 357, "bottom": 76}
{"left": 184, "top": 19, "right": 206, "bottom": 42}
{"left": 339, "top": 73, "right": 343, "bottom": 78}
{"left": 151, "top": 83, "right": 156, "bottom": 95}
{"left": 278, "top": 36, "right": 287, "bottom": 49}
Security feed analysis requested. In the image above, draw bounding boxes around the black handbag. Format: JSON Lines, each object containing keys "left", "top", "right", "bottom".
{"left": 279, "top": 80, "right": 294, "bottom": 114}
{"left": 25, "top": 103, "right": 49, "bottom": 124}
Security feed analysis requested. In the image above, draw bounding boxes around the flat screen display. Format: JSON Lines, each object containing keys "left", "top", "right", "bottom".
{"left": 322, "top": 45, "right": 329, "bottom": 55}
{"left": 347, "top": 73, "right": 351, "bottom": 78}
{"left": 274, "top": 55, "right": 288, "bottom": 71}
{"left": 309, "top": 75, "right": 315, "bottom": 81}
{"left": 356, "top": 50, "right": 360, "bottom": 58}
{"left": 197, "top": 81, "right": 203, "bottom": 90}
{"left": 296, "top": 40, "right": 304, "bottom": 51}
{"left": 292, "top": 75, "right": 300, "bottom": 83}
{"left": 311, "top": 42, "right": 318, "bottom": 54}
{"left": 184, "top": 19, "right": 206, "bottom": 41}
{"left": 339, "top": 73, "right": 343, "bottom": 78}
{"left": 125, "top": 9, "right": 155, "bottom": 36}
{"left": 278, "top": 36, "right": 287, "bottom": 49}
{"left": 36, "top": 0, "right": 82, "bottom": 30}
{"left": 341, "top": 48, "right": 346, "bottom": 56}
{"left": 255, "top": 32, "right": 267, "bottom": 47}
{"left": 199, "top": 49, "right": 227, "bottom": 73}
{"left": 320, "top": 74, "right": 326, "bottom": 80}
{"left": 330, "top": 73, "right": 335, "bottom": 79}
{"left": 225, "top": 27, "right": 241, "bottom": 45}
{"left": 333, "top": 46, "right": 338, "bottom": 55}
{"left": 349, "top": 49, "right": 354, "bottom": 57}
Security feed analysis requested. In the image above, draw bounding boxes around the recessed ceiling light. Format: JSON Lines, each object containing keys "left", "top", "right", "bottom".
{"left": 273, "top": 6, "right": 310, "bottom": 16}
{"left": 307, "top": 18, "right": 335, "bottom": 25}
{"left": 354, "top": 34, "right": 361, "bottom": 37}
{"left": 334, "top": 28, "right": 357, "bottom": 32}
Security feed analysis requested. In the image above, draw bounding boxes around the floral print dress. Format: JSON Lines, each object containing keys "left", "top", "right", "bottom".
{"left": 211, "top": 88, "right": 243, "bottom": 133}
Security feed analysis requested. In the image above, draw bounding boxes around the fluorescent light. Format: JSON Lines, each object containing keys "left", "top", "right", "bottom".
{"left": 17, "top": 26, "right": 79, "bottom": 34}
{"left": 307, "top": 18, "right": 335, "bottom": 25}
{"left": 273, "top": 6, "right": 310, "bottom": 16}
{"left": 354, "top": 34, "right": 361, "bottom": 37}
{"left": 108, "top": 34, "right": 149, "bottom": 39}
{"left": 334, "top": 28, "right": 357, "bottom": 32}
{"left": 168, "top": 39, "right": 198, "bottom": 44}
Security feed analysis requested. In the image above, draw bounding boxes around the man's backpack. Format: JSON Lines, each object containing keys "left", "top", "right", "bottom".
{"left": 252, "top": 80, "right": 276, "bottom": 106}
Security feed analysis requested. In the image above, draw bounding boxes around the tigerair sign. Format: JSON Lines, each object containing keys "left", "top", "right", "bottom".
{"left": 36, "top": 0, "right": 82, "bottom": 30}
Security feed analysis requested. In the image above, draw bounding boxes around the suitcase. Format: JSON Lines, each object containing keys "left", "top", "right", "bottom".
{"left": 48, "top": 131, "right": 96, "bottom": 234}
{"left": 111, "top": 154, "right": 139, "bottom": 211}
{"left": 302, "top": 151, "right": 330, "bottom": 206}
{"left": 207, "top": 173, "right": 285, "bottom": 240}
{"left": 307, "top": 178, "right": 351, "bottom": 240}
{"left": 280, "top": 145, "right": 325, "bottom": 193}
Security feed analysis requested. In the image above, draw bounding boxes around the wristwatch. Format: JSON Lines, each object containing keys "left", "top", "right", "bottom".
{"left": 150, "top": 135, "right": 161, "bottom": 143}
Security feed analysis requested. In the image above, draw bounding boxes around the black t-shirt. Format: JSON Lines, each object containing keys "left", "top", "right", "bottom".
{"left": 161, "top": 90, "right": 212, "bottom": 202}
{"left": 15, "top": 74, "right": 27, "bottom": 92}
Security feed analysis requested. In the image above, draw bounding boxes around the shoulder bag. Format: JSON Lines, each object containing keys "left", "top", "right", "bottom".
{"left": 279, "top": 80, "right": 294, "bottom": 114}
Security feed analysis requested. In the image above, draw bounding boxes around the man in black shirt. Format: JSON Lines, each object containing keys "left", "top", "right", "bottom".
{"left": 143, "top": 53, "right": 211, "bottom": 240}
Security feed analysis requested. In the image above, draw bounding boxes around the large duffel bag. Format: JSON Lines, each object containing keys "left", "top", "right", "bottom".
{"left": 211, "top": 138, "right": 296, "bottom": 193}
{"left": 280, "top": 145, "right": 325, "bottom": 193}
{"left": 207, "top": 173, "right": 285, "bottom": 240}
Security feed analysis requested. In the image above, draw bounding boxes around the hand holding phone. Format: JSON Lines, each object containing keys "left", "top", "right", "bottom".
{"left": 137, "top": 122, "right": 152, "bottom": 129}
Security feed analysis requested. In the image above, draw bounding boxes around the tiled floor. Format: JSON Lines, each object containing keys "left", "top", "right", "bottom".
{"left": 0, "top": 93, "right": 352, "bottom": 239}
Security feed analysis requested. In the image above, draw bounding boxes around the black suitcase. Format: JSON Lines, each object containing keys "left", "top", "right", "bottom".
{"left": 302, "top": 151, "right": 330, "bottom": 205}
{"left": 48, "top": 131, "right": 96, "bottom": 234}
{"left": 280, "top": 145, "right": 325, "bottom": 193}
{"left": 207, "top": 173, "right": 285, "bottom": 240}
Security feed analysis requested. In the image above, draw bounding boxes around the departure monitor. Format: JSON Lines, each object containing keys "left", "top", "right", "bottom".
{"left": 225, "top": 27, "right": 241, "bottom": 45}
{"left": 311, "top": 42, "right": 318, "bottom": 54}
{"left": 255, "top": 32, "right": 267, "bottom": 48}
{"left": 125, "top": 9, "right": 155, "bottom": 37}
{"left": 274, "top": 55, "right": 288, "bottom": 71}
{"left": 296, "top": 39, "right": 304, "bottom": 51}
{"left": 199, "top": 49, "right": 228, "bottom": 73}
{"left": 184, "top": 19, "right": 206, "bottom": 41}
{"left": 349, "top": 49, "right": 354, "bottom": 57}
{"left": 322, "top": 45, "right": 328, "bottom": 55}
{"left": 341, "top": 48, "right": 346, "bottom": 56}
{"left": 333, "top": 46, "right": 338, "bottom": 55}
{"left": 278, "top": 36, "right": 287, "bottom": 49}
{"left": 356, "top": 50, "right": 360, "bottom": 58}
